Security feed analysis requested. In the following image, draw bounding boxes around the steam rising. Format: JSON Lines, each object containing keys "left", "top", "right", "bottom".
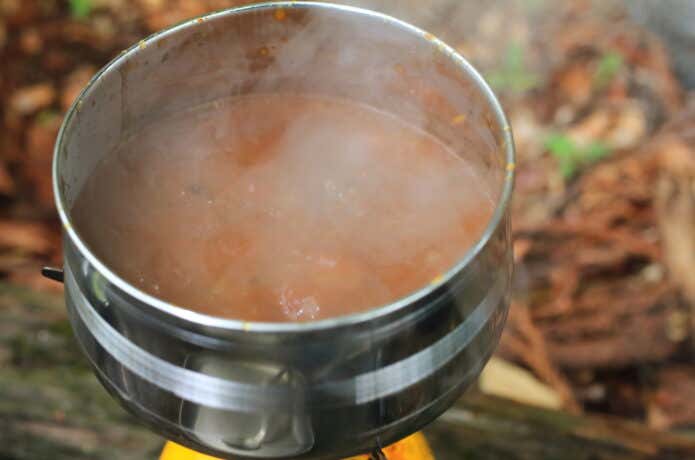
{"left": 67, "top": 2, "right": 504, "bottom": 321}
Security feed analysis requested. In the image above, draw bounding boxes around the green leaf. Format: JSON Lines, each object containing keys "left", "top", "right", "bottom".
{"left": 486, "top": 43, "right": 539, "bottom": 93}
{"left": 594, "top": 51, "right": 623, "bottom": 88}
{"left": 36, "top": 110, "right": 59, "bottom": 126}
{"left": 69, "top": 0, "right": 92, "bottom": 19}
{"left": 545, "top": 133, "right": 612, "bottom": 179}
{"left": 584, "top": 141, "right": 610, "bottom": 162}
{"left": 506, "top": 43, "right": 525, "bottom": 73}
{"left": 558, "top": 156, "right": 577, "bottom": 179}
{"left": 545, "top": 133, "right": 577, "bottom": 159}
{"left": 486, "top": 72, "right": 508, "bottom": 90}
{"left": 522, "top": 0, "right": 546, "bottom": 12}
{"left": 546, "top": 133, "right": 579, "bottom": 178}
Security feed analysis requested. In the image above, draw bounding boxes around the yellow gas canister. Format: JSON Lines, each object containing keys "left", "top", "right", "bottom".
{"left": 160, "top": 433, "right": 434, "bottom": 460}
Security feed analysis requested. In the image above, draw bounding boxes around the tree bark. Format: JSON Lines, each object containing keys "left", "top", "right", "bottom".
{"left": 427, "top": 391, "right": 695, "bottom": 460}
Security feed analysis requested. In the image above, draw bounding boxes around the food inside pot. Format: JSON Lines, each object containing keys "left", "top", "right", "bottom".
{"left": 71, "top": 93, "right": 493, "bottom": 322}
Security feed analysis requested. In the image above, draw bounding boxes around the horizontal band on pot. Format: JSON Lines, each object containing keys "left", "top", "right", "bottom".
{"left": 67, "top": 265, "right": 505, "bottom": 412}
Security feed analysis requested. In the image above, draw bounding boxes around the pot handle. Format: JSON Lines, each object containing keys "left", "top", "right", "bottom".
{"left": 41, "top": 266, "right": 64, "bottom": 283}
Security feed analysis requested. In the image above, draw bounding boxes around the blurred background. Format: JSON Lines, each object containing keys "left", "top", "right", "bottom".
{"left": 1, "top": 0, "right": 694, "bottom": 458}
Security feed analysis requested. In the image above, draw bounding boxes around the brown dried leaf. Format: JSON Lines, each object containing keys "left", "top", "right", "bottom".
{"left": 61, "top": 65, "right": 96, "bottom": 111}
{"left": 0, "top": 221, "right": 52, "bottom": 254}
{"left": 500, "top": 302, "right": 581, "bottom": 413}
{"left": 568, "top": 102, "right": 648, "bottom": 151}
{"left": 655, "top": 136, "right": 695, "bottom": 306}
{"left": 648, "top": 366, "right": 695, "bottom": 430}
{"left": 9, "top": 84, "right": 56, "bottom": 115}
{"left": 0, "top": 162, "right": 14, "bottom": 195}
{"left": 24, "top": 118, "right": 61, "bottom": 209}
{"left": 8, "top": 269, "right": 64, "bottom": 293}
{"left": 605, "top": 102, "right": 649, "bottom": 150}
{"left": 552, "top": 58, "right": 594, "bottom": 108}
{"left": 480, "top": 357, "right": 563, "bottom": 410}
{"left": 545, "top": 301, "right": 684, "bottom": 369}
{"left": 19, "top": 27, "right": 42, "bottom": 54}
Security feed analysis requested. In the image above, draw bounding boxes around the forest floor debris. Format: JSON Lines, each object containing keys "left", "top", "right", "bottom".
{"left": 1, "top": 0, "right": 694, "bottom": 432}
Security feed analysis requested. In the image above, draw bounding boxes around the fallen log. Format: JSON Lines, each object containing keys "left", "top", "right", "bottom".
{"left": 2, "top": 282, "right": 695, "bottom": 459}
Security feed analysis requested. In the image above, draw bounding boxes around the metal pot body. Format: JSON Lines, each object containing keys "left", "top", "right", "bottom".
{"left": 54, "top": 3, "right": 515, "bottom": 459}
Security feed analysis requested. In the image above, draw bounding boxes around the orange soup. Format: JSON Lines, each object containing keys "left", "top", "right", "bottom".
{"left": 72, "top": 94, "right": 493, "bottom": 322}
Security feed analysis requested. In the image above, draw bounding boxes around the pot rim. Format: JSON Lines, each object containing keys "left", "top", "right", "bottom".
{"left": 52, "top": 1, "right": 515, "bottom": 334}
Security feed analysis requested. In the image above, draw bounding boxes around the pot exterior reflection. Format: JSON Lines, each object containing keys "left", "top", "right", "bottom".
{"left": 53, "top": 3, "right": 514, "bottom": 459}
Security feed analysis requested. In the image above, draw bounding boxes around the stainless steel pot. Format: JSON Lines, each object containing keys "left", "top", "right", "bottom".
{"left": 51, "top": 2, "right": 515, "bottom": 459}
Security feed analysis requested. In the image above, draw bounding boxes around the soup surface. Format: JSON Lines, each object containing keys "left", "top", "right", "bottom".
{"left": 72, "top": 94, "right": 494, "bottom": 322}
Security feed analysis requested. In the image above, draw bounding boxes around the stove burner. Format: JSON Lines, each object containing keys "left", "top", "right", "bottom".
{"left": 370, "top": 447, "right": 388, "bottom": 460}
